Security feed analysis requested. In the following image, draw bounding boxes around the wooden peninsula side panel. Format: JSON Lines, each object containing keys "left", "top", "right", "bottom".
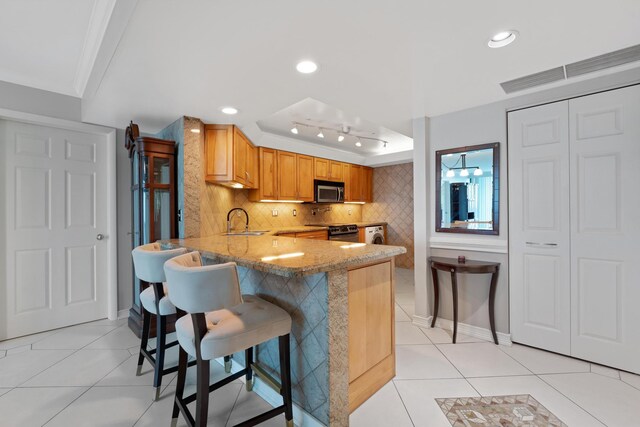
{"left": 348, "top": 259, "right": 396, "bottom": 412}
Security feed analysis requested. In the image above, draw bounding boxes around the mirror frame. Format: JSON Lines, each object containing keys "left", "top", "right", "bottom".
{"left": 435, "top": 142, "right": 500, "bottom": 235}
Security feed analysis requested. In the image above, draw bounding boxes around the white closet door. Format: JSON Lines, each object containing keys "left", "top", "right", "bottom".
{"left": 2, "top": 120, "right": 108, "bottom": 339}
{"left": 508, "top": 101, "right": 571, "bottom": 355}
{"left": 569, "top": 85, "right": 640, "bottom": 373}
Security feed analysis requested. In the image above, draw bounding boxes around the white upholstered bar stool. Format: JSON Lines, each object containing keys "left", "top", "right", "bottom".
{"left": 164, "top": 252, "right": 294, "bottom": 427}
{"left": 131, "top": 242, "right": 187, "bottom": 400}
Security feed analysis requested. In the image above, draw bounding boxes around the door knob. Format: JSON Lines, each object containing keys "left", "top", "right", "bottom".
{"left": 96, "top": 234, "right": 104, "bottom": 241}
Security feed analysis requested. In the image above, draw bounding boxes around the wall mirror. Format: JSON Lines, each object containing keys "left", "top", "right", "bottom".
{"left": 436, "top": 142, "right": 500, "bottom": 235}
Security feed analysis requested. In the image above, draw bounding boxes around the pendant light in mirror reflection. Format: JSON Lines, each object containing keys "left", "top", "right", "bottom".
{"left": 436, "top": 143, "right": 500, "bottom": 235}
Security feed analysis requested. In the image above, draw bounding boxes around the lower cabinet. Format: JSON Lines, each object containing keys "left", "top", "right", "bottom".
{"left": 277, "top": 230, "right": 328, "bottom": 240}
{"left": 348, "top": 259, "right": 395, "bottom": 412}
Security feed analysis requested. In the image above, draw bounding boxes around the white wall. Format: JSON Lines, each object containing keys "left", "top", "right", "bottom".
{"left": 414, "top": 66, "right": 640, "bottom": 334}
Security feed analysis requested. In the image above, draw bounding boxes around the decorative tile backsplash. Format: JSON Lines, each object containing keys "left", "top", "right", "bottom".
{"left": 363, "top": 162, "right": 414, "bottom": 268}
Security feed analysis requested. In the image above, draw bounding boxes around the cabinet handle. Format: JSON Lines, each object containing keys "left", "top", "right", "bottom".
{"left": 525, "top": 242, "right": 558, "bottom": 247}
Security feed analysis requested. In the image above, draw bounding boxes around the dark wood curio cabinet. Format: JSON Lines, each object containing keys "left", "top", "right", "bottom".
{"left": 125, "top": 122, "right": 178, "bottom": 337}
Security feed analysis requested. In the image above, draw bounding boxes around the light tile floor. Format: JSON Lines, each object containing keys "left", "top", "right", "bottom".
{"left": 0, "top": 268, "right": 638, "bottom": 426}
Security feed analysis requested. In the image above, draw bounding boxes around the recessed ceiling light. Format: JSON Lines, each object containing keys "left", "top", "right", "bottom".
{"left": 488, "top": 30, "right": 518, "bottom": 48}
{"left": 296, "top": 60, "right": 318, "bottom": 74}
{"left": 190, "top": 128, "right": 201, "bottom": 134}
{"left": 338, "top": 135, "right": 345, "bottom": 142}
{"left": 221, "top": 106, "right": 238, "bottom": 115}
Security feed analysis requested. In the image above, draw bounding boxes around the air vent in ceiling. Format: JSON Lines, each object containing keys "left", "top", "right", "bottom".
{"left": 565, "top": 44, "right": 640, "bottom": 78}
{"left": 500, "top": 66, "right": 566, "bottom": 94}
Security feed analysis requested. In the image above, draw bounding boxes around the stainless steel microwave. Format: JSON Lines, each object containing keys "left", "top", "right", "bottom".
{"left": 314, "top": 180, "right": 344, "bottom": 203}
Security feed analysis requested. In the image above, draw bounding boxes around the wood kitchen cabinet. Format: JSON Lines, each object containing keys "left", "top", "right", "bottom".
{"left": 315, "top": 157, "right": 343, "bottom": 182}
{"left": 275, "top": 151, "right": 314, "bottom": 202}
{"left": 249, "top": 147, "right": 277, "bottom": 201}
{"left": 277, "top": 230, "right": 328, "bottom": 240}
{"left": 342, "top": 162, "right": 351, "bottom": 200}
{"left": 346, "top": 164, "right": 373, "bottom": 202}
{"left": 362, "top": 166, "right": 373, "bottom": 202}
{"left": 348, "top": 259, "right": 395, "bottom": 411}
{"left": 204, "top": 124, "right": 258, "bottom": 188}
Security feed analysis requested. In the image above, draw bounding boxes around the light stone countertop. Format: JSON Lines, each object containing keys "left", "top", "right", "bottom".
{"left": 161, "top": 235, "right": 406, "bottom": 277}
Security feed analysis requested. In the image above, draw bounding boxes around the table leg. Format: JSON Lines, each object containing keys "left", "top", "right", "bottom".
{"left": 488, "top": 267, "right": 499, "bottom": 345}
{"left": 451, "top": 271, "right": 458, "bottom": 344}
{"left": 430, "top": 266, "right": 439, "bottom": 328}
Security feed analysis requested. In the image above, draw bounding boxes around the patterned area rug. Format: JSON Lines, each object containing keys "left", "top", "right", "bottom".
{"left": 436, "top": 394, "right": 567, "bottom": 426}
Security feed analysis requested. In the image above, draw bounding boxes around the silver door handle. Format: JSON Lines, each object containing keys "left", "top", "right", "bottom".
{"left": 96, "top": 234, "right": 104, "bottom": 241}
{"left": 525, "top": 242, "right": 557, "bottom": 247}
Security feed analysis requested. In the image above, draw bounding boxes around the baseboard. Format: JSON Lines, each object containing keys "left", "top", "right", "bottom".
{"left": 213, "top": 358, "right": 326, "bottom": 427}
{"left": 412, "top": 314, "right": 512, "bottom": 346}
{"left": 117, "top": 309, "right": 130, "bottom": 319}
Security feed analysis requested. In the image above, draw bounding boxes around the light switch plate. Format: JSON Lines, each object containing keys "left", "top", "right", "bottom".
{"left": 292, "top": 209, "right": 297, "bottom": 217}
{"left": 272, "top": 209, "right": 278, "bottom": 217}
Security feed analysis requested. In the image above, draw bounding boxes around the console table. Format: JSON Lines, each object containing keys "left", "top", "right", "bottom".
{"left": 429, "top": 256, "right": 500, "bottom": 344}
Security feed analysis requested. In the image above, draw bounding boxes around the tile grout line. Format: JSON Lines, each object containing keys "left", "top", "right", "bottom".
{"left": 429, "top": 340, "right": 484, "bottom": 399}
{"left": 38, "top": 323, "right": 138, "bottom": 426}
{"left": 536, "top": 373, "right": 608, "bottom": 427}
{"left": 21, "top": 328, "right": 134, "bottom": 426}
{"left": 390, "top": 379, "right": 416, "bottom": 427}
{"left": 224, "top": 381, "right": 245, "bottom": 427}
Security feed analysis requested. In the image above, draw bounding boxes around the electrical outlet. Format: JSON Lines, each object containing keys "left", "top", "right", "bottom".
{"left": 292, "top": 209, "right": 297, "bottom": 217}
{"left": 348, "top": 209, "right": 352, "bottom": 215}
{"left": 272, "top": 209, "right": 278, "bottom": 217}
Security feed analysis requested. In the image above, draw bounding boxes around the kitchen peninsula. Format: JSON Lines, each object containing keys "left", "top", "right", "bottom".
{"left": 163, "top": 234, "right": 406, "bottom": 426}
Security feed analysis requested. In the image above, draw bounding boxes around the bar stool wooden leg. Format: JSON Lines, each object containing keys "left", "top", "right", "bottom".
{"left": 137, "top": 309, "right": 151, "bottom": 376}
{"left": 153, "top": 313, "right": 167, "bottom": 400}
{"left": 279, "top": 334, "right": 294, "bottom": 427}
{"left": 245, "top": 347, "right": 254, "bottom": 391}
{"left": 195, "top": 357, "right": 210, "bottom": 427}
{"left": 172, "top": 346, "right": 188, "bottom": 425}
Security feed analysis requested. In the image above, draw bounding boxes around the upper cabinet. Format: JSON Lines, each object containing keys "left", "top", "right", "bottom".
{"left": 314, "top": 158, "right": 343, "bottom": 182}
{"left": 252, "top": 147, "right": 277, "bottom": 200}
{"left": 250, "top": 150, "right": 314, "bottom": 202}
{"left": 204, "top": 124, "right": 258, "bottom": 189}
{"left": 346, "top": 164, "right": 373, "bottom": 202}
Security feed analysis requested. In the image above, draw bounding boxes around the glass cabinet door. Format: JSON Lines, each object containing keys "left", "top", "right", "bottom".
{"left": 153, "top": 189, "right": 172, "bottom": 240}
{"left": 153, "top": 157, "right": 171, "bottom": 184}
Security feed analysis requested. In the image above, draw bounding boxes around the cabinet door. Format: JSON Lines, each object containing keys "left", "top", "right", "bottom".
{"left": 569, "top": 85, "right": 640, "bottom": 373}
{"left": 314, "top": 158, "right": 329, "bottom": 180}
{"left": 258, "top": 147, "right": 277, "bottom": 199}
{"left": 343, "top": 163, "right": 352, "bottom": 201}
{"left": 508, "top": 101, "right": 571, "bottom": 355}
{"left": 233, "top": 127, "right": 248, "bottom": 185}
{"left": 329, "top": 160, "right": 343, "bottom": 181}
{"left": 245, "top": 141, "right": 258, "bottom": 188}
{"left": 348, "top": 261, "right": 394, "bottom": 383}
{"left": 297, "top": 154, "right": 315, "bottom": 201}
{"left": 204, "top": 126, "right": 234, "bottom": 182}
{"left": 350, "top": 164, "right": 363, "bottom": 202}
{"left": 277, "top": 151, "right": 298, "bottom": 200}
{"left": 362, "top": 167, "right": 373, "bottom": 202}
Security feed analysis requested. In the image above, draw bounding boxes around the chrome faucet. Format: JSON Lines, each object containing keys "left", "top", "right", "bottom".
{"left": 227, "top": 208, "right": 249, "bottom": 233}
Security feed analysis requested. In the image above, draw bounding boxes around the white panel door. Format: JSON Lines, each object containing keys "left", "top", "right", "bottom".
{"left": 2, "top": 120, "right": 108, "bottom": 339}
{"left": 508, "top": 101, "right": 572, "bottom": 355}
{"left": 569, "top": 85, "right": 640, "bottom": 373}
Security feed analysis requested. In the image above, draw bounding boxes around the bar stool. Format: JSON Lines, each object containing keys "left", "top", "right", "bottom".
{"left": 131, "top": 242, "right": 187, "bottom": 400}
{"left": 164, "top": 252, "right": 294, "bottom": 427}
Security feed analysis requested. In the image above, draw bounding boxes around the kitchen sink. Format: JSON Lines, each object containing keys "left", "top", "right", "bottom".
{"left": 221, "top": 231, "right": 269, "bottom": 236}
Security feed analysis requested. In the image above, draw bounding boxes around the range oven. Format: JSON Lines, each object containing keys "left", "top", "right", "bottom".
{"left": 327, "top": 224, "right": 359, "bottom": 242}
{"left": 315, "top": 180, "right": 344, "bottom": 203}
